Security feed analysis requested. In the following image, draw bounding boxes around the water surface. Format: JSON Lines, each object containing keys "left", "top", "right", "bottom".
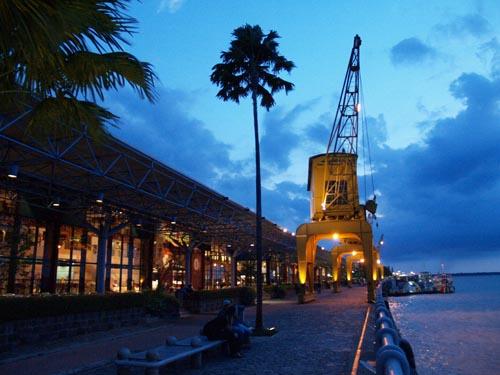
{"left": 389, "top": 275, "right": 500, "bottom": 375}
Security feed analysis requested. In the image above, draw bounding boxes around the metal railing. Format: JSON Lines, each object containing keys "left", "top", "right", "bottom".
{"left": 373, "top": 286, "right": 417, "bottom": 375}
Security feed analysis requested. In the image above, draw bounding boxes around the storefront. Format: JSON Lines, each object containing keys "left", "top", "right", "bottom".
{"left": 0, "top": 110, "right": 297, "bottom": 296}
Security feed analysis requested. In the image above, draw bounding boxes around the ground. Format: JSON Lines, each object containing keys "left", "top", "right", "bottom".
{"left": 0, "top": 287, "right": 371, "bottom": 375}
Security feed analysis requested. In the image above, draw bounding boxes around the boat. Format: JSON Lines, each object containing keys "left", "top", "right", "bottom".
{"left": 382, "top": 271, "right": 455, "bottom": 296}
{"left": 432, "top": 273, "right": 455, "bottom": 293}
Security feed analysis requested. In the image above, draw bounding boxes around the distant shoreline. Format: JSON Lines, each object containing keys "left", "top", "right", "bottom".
{"left": 451, "top": 272, "right": 500, "bottom": 276}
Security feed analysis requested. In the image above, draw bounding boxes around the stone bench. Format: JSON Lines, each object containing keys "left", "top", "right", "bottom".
{"left": 115, "top": 335, "right": 227, "bottom": 375}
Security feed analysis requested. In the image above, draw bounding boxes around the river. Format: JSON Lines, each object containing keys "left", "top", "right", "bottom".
{"left": 389, "top": 274, "right": 500, "bottom": 375}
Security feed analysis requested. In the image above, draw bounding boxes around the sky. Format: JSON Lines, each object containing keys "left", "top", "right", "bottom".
{"left": 103, "top": 0, "right": 500, "bottom": 273}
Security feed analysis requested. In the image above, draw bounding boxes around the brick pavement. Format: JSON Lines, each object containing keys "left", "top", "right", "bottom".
{"left": 1, "top": 287, "right": 369, "bottom": 375}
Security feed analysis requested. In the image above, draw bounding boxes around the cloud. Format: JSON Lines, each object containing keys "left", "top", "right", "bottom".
{"left": 157, "top": 0, "right": 186, "bottom": 14}
{"left": 390, "top": 38, "right": 437, "bottom": 66}
{"left": 106, "top": 86, "right": 310, "bottom": 231}
{"left": 216, "top": 175, "right": 309, "bottom": 231}
{"left": 304, "top": 112, "right": 332, "bottom": 146}
{"left": 261, "top": 103, "right": 310, "bottom": 171}
{"left": 434, "top": 14, "right": 491, "bottom": 38}
{"left": 107, "top": 87, "right": 236, "bottom": 184}
{"left": 370, "top": 72, "right": 500, "bottom": 267}
{"left": 477, "top": 37, "right": 500, "bottom": 78}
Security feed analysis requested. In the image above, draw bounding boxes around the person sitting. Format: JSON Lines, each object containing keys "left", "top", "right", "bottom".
{"left": 219, "top": 300, "right": 252, "bottom": 346}
{"left": 202, "top": 301, "right": 243, "bottom": 358}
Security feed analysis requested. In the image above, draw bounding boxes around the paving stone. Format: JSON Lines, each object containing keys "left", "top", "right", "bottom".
{"left": 75, "top": 287, "right": 369, "bottom": 375}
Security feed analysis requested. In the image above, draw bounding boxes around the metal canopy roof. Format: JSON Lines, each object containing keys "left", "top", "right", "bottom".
{"left": 0, "top": 109, "right": 295, "bottom": 253}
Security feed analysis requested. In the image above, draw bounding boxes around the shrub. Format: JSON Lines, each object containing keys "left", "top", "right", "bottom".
{"left": 184, "top": 287, "right": 255, "bottom": 307}
{"left": 0, "top": 291, "right": 179, "bottom": 322}
{"left": 143, "top": 289, "right": 180, "bottom": 318}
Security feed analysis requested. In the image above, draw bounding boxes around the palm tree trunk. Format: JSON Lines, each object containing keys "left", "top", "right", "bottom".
{"left": 252, "top": 89, "right": 264, "bottom": 331}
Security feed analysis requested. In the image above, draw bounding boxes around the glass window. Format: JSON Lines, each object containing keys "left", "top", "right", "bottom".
{"left": 133, "top": 269, "right": 141, "bottom": 292}
{"left": 87, "top": 233, "right": 98, "bottom": 263}
{"left": 32, "top": 263, "right": 42, "bottom": 294}
{"left": 121, "top": 269, "right": 128, "bottom": 291}
{"left": 14, "top": 261, "right": 31, "bottom": 294}
{"left": 111, "top": 237, "right": 122, "bottom": 266}
{"left": 110, "top": 268, "right": 121, "bottom": 292}
{"left": 85, "top": 264, "right": 96, "bottom": 293}
{"left": 133, "top": 238, "right": 141, "bottom": 267}
{"left": 204, "top": 245, "right": 231, "bottom": 289}
{"left": 56, "top": 263, "right": 70, "bottom": 293}
{"left": 69, "top": 265, "right": 80, "bottom": 294}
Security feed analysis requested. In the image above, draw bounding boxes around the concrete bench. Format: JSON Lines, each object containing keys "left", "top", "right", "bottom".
{"left": 115, "top": 335, "right": 227, "bottom": 375}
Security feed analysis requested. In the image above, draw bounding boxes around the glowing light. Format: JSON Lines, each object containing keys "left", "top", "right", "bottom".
{"left": 379, "top": 240, "right": 384, "bottom": 245}
{"left": 283, "top": 228, "right": 288, "bottom": 233}
{"left": 96, "top": 192, "right": 104, "bottom": 203}
{"left": 332, "top": 233, "right": 339, "bottom": 240}
{"left": 360, "top": 258, "right": 365, "bottom": 263}
{"left": 8, "top": 165, "right": 18, "bottom": 179}
{"left": 356, "top": 103, "right": 361, "bottom": 113}
{"left": 291, "top": 232, "right": 296, "bottom": 236}
{"left": 52, "top": 197, "right": 60, "bottom": 207}
{"left": 321, "top": 202, "right": 326, "bottom": 210}
{"left": 250, "top": 243, "right": 254, "bottom": 247}
{"left": 352, "top": 250, "right": 357, "bottom": 256}
{"left": 321, "top": 246, "right": 325, "bottom": 250}
{"left": 376, "top": 259, "right": 381, "bottom": 265}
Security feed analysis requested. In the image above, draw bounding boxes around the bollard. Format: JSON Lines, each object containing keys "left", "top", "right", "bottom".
{"left": 116, "top": 347, "right": 131, "bottom": 375}
{"left": 166, "top": 336, "right": 177, "bottom": 345}
{"left": 145, "top": 350, "right": 160, "bottom": 375}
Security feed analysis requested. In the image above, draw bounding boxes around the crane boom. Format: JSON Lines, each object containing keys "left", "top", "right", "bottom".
{"left": 327, "top": 34, "right": 361, "bottom": 155}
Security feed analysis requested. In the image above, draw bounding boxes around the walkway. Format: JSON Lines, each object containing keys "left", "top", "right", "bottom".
{"left": 0, "top": 287, "right": 369, "bottom": 375}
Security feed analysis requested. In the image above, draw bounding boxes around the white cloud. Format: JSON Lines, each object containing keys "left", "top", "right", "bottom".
{"left": 157, "top": 0, "right": 186, "bottom": 14}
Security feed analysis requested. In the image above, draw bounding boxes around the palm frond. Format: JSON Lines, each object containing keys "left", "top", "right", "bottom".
{"left": 1, "top": 0, "right": 156, "bottom": 137}
{"left": 26, "top": 96, "right": 118, "bottom": 140}
{"left": 210, "top": 24, "right": 295, "bottom": 108}
{"left": 64, "top": 51, "right": 157, "bottom": 102}
{"left": 260, "top": 72, "right": 294, "bottom": 95}
{"left": 255, "top": 85, "right": 275, "bottom": 110}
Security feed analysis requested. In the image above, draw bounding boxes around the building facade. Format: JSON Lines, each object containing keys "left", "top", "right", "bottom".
{"left": 0, "top": 110, "right": 302, "bottom": 295}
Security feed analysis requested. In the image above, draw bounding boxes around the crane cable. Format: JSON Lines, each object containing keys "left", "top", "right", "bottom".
{"left": 359, "top": 76, "right": 380, "bottom": 229}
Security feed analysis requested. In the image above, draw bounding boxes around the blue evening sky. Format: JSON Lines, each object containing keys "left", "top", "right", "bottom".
{"left": 105, "top": 0, "right": 500, "bottom": 273}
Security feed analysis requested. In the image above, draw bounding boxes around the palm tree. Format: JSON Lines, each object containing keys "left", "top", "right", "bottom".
{"left": 0, "top": 0, "right": 156, "bottom": 138}
{"left": 210, "top": 24, "right": 294, "bottom": 332}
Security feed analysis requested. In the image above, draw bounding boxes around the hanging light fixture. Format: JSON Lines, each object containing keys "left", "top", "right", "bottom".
{"left": 52, "top": 197, "right": 61, "bottom": 207}
{"left": 8, "top": 165, "right": 19, "bottom": 179}
{"left": 96, "top": 192, "right": 104, "bottom": 204}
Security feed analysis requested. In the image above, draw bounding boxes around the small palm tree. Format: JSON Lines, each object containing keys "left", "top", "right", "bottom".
{"left": 0, "top": 0, "right": 156, "bottom": 138}
{"left": 210, "top": 24, "right": 294, "bottom": 332}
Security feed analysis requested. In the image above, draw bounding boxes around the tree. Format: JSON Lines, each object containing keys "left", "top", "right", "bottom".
{"left": 0, "top": 0, "right": 156, "bottom": 138}
{"left": 210, "top": 24, "right": 294, "bottom": 332}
